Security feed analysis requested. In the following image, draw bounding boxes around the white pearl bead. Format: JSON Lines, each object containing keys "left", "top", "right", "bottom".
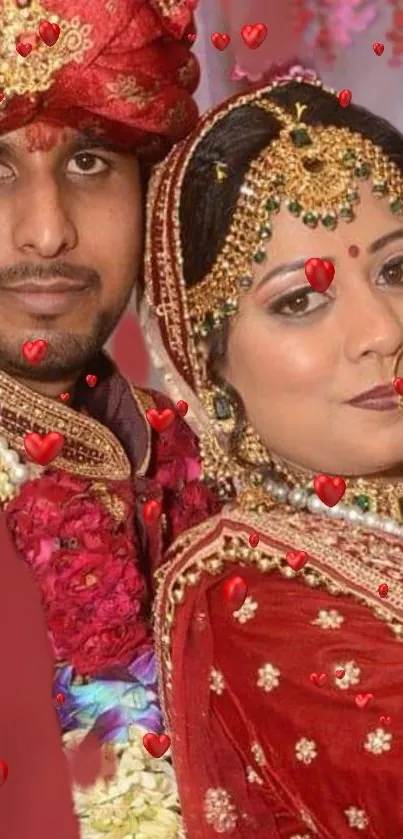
{"left": 2, "top": 449, "right": 19, "bottom": 467}
{"left": 0, "top": 436, "right": 9, "bottom": 454}
{"left": 383, "top": 518, "right": 397, "bottom": 534}
{"left": 272, "top": 483, "right": 288, "bottom": 502}
{"left": 363, "top": 512, "right": 380, "bottom": 529}
{"left": 265, "top": 479, "right": 275, "bottom": 494}
{"left": 288, "top": 488, "right": 308, "bottom": 508}
{"left": 345, "top": 508, "right": 364, "bottom": 524}
{"left": 327, "top": 503, "right": 346, "bottom": 519}
{"left": 307, "top": 494, "right": 325, "bottom": 514}
{"left": 10, "top": 464, "right": 28, "bottom": 484}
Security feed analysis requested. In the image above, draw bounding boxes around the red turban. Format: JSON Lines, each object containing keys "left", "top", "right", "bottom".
{"left": 0, "top": 0, "right": 200, "bottom": 159}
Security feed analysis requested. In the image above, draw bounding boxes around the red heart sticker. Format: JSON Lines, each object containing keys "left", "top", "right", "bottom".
{"left": 310, "top": 672, "right": 327, "bottom": 687}
{"left": 59, "top": 392, "right": 70, "bottom": 401}
{"left": 16, "top": 42, "right": 32, "bottom": 57}
{"left": 146, "top": 408, "right": 175, "bottom": 432}
{"left": 24, "top": 431, "right": 64, "bottom": 465}
{"left": 249, "top": 531, "right": 259, "bottom": 547}
{"left": 187, "top": 33, "right": 196, "bottom": 43}
{"left": 85, "top": 374, "right": 97, "bottom": 388}
{"left": 304, "top": 258, "right": 335, "bottom": 292}
{"left": 22, "top": 339, "right": 48, "bottom": 365}
{"left": 0, "top": 759, "right": 8, "bottom": 787}
{"left": 285, "top": 550, "right": 308, "bottom": 571}
{"left": 176, "top": 400, "right": 188, "bottom": 416}
{"left": 38, "top": 20, "right": 60, "bottom": 47}
{"left": 335, "top": 669, "right": 345, "bottom": 679}
{"left": 392, "top": 377, "right": 403, "bottom": 396}
{"left": 142, "top": 733, "right": 171, "bottom": 758}
{"left": 223, "top": 575, "right": 247, "bottom": 611}
{"left": 378, "top": 583, "right": 389, "bottom": 598}
{"left": 355, "top": 692, "right": 373, "bottom": 709}
{"left": 142, "top": 500, "right": 161, "bottom": 526}
{"left": 211, "top": 32, "right": 230, "bottom": 51}
{"left": 372, "top": 42, "right": 384, "bottom": 55}
{"left": 313, "top": 474, "right": 346, "bottom": 507}
{"left": 380, "top": 715, "right": 391, "bottom": 725}
{"left": 241, "top": 23, "right": 267, "bottom": 49}
{"left": 56, "top": 692, "right": 65, "bottom": 704}
{"left": 338, "top": 88, "right": 352, "bottom": 108}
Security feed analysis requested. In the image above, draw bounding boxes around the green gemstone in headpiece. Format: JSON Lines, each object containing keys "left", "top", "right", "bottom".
{"left": 253, "top": 250, "right": 267, "bottom": 264}
{"left": 355, "top": 162, "right": 371, "bottom": 178}
{"left": 287, "top": 200, "right": 302, "bottom": 216}
{"left": 302, "top": 212, "right": 318, "bottom": 228}
{"left": 289, "top": 127, "right": 312, "bottom": 148}
{"left": 200, "top": 313, "right": 215, "bottom": 336}
{"left": 264, "top": 197, "right": 280, "bottom": 213}
{"left": 339, "top": 205, "right": 354, "bottom": 221}
{"left": 390, "top": 198, "right": 403, "bottom": 214}
{"left": 342, "top": 149, "right": 356, "bottom": 167}
{"left": 372, "top": 181, "right": 388, "bottom": 197}
{"left": 321, "top": 213, "right": 337, "bottom": 229}
{"left": 223, "top": 299, "right": 238, "bottom": 315}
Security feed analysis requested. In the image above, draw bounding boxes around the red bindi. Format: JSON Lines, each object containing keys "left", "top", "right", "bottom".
{"left": 348, "top": 244, "right": 360, "bottom": 257}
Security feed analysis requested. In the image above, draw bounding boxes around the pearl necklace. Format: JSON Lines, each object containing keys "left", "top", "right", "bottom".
{"left": 0, "top": 434, "right": 32, "bottom": 503}
{"left": 264, "top": 475, "right": 403, "bottom": 539}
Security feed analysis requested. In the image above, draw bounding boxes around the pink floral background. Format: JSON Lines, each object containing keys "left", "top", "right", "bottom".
{"left": 109, "top": 0, "right": 403, "bottom": 388}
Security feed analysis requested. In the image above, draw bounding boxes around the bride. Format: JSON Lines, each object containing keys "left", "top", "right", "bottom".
{"left": 142, "top": 69, "right": 403, "bottom": 837}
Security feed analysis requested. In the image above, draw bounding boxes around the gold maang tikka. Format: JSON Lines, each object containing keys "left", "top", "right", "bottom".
{"left": 188, "top": 95, "right": 403, "bottom": 338}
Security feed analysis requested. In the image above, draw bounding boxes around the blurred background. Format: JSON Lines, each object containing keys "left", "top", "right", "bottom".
{"left": 109, "top": 0, "right": 403, "bottom": 388}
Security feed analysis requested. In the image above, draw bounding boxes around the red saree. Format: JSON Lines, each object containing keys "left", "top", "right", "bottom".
{"left": 154, "top": 502, "right": 403, "bottom": 838}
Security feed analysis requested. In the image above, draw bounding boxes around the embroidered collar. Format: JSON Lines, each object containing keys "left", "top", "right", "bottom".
{"left": 0, "top": 357, "right": 149, "bottom": 482}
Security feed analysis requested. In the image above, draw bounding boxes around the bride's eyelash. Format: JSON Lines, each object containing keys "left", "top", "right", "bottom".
{"left": 267, "top": 254, "right": 403, "bottom": 316}
{"left": 268, "top": 286, "right": 316, "bottom": 314}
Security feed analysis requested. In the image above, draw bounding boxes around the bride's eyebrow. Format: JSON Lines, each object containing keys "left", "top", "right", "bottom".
{"left": 256, "top": 256, "right": 334, "bottom": 291}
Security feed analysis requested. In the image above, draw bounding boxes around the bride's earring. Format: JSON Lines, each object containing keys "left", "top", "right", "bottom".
{"left": 199, "top": 382, "right": 273, "bottom": 498}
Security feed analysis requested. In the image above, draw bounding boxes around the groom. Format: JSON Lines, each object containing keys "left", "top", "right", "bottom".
{"left": 0, "top": 0, "right": 199, "bottom": 836}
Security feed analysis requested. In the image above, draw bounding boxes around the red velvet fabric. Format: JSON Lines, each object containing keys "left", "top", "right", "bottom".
{"left": 158, "top": 511, "right": 403, "bottom": 838}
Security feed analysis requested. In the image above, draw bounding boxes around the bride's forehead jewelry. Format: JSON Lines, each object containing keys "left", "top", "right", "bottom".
{"left": 213, "top": 161, "right": 228, "bottom": 181}
{"left": 188, "top": 95, "right": 403, "bottom": 338}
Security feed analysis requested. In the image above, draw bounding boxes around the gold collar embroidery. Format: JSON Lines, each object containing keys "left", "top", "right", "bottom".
{"left": 0, "top": 369, "right": 131, "bottom": 481}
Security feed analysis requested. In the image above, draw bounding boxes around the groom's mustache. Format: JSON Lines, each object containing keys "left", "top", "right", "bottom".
{"left": 0, "top": 261, "right": 100, "bottom": 290}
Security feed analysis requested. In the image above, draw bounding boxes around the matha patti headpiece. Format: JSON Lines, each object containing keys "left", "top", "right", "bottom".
{"left": 188, "top": 97, "right": 403, "bottom": 336}
{"left": 143, "top": 76, "right": 403, "bottom": 399}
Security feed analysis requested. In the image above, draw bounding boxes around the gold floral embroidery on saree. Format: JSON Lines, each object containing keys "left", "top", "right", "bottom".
{"left": 153, "top": 503, "right": 403, "bottom": 729}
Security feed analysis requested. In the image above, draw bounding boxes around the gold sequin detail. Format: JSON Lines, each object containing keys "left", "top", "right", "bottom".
{"left": 209, "top": 667, "right": 225, "bottom": 695}
{"left": 364, "top": 728, "right": 392, "bottom": 755}
{"left": 295, "top": 737, "right": 318, "bottom": 765}
{"left": 203, "top": 788, "right": 237, "bottom": 833}
{"left": 0, "top": 0, "right": 93, "bottom": 101}
{"left": 233, "top": 595, "right": 258, "bottom": 624}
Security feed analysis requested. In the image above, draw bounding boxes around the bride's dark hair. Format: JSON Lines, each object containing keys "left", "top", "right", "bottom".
{"left": 178, "top": 80, "right": 403, "bottom": 455}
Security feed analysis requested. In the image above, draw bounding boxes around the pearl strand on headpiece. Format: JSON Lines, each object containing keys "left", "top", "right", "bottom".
{"left": 264, "top": 476, "right": 403, "bottom": 539}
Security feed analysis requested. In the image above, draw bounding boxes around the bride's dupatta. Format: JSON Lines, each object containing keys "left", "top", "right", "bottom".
{"left": 143, "top": 82, "right": 403, "bottom": 838}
